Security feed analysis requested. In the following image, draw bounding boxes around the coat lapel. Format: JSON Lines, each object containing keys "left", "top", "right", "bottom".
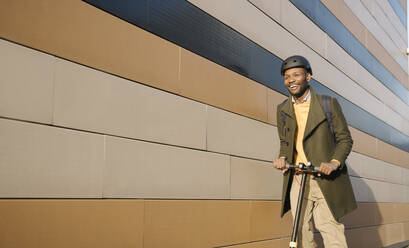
{"left": 281, "top": 95, "right": 295, "bottom": 120}
{"left": 303, "top": 88, "right": 326, "bottom": 141}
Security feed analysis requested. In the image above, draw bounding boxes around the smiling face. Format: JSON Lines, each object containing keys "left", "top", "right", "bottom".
{"left": 284, "top": 67, "right": 311, "bottom": 100}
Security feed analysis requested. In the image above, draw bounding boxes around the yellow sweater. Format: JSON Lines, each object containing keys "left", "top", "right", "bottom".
{"left": 293, "top": 98, "right": 311, "bottom": 165}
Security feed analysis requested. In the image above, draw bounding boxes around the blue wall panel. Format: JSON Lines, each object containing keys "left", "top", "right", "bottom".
{"left": 389, "top": 0, "right": 407, "bottom": 26}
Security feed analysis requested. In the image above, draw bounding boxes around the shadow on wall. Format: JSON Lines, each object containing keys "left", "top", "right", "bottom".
{"left": 313, "top": 167, "right": 383, "bottom": 248}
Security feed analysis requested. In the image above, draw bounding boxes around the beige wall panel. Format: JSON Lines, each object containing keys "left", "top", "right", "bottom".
{"left": 359, "top": 155, "right": 389, "bottom": 182}
{"left": 231, "top": 0, "right": 295, "bottom": 60}
{"left": 404, "top": 222, "right": 409, "bottom": 240}
{"left": 340, "top": 203, "right": 378, "bottom": 228}
{"left": 54, "top": 59, "right": 207, "bottom": 150}
{"left": 345, "top": 226, "right": 381, "bottom": 247}
{"left": 0, "top": 39, "right": 54, "bottom": 123}
{"left": 249, "top": 201, "right": 292, "bottom": 241}
{"left": 0, "top": 0, "right": 180, "bottom": 94}
{"left": 326, "top": 37, "right": 359, "bottom": 81}
{"left": 396, "top": 203, "right": 409, "bottom": 222}
{"left": 365, "top": 179, "right": 387, "bottom": 203}
{"left": 396, "top": 145, "right": 409, "bottom": 169}
{"left": 376, "top": 203, "right": 398, "bottom": 225}
{"left": 179, "top": 49, "right": 268, "bottom": 123}
{"left": 382, "top": 162, "right": 404, "bottom": 185}
{"left": 281, "top": 0, "right": 326, "bottom": 56}
{"left": 342, "top": 203, "right": 409, "bottom": 228}
{"left": 0, "top": 200, "right": 143, "bottom": 248}
{"left": 227, "top": 238, "right": 290, "bottom": 248}
{"left": 349, "top": 127, "right": 378, "bottom": 159}
{"left": 0, "top": 200, "right": 408, "bottom": 248}
{"left": 320, "top": 0, "right": 366, "bottom": 43}
{"left": 144, "top": 200, "right": 251, "bottom": 248}
{"left": 230, "top": 0, "right": 275, "bottom": 47}
{"left": 397, "top": 184, "right": 408, "bottom": 203}
{"left": 104, "top": 136, "right": 230, "bottom": 199}
{"left": 231, "top": 157, "right": 283, "bottom": 200}
{"left": 0, "top": 119, "right": 103, "bottom": 198}
{"left": 403, "top": 169, "right": 409, "bottom": 186}
{"left": 348, "top": 223, "right": 409, "bottom": 247}
{"left": 372, "top": 136, "right": 409, "bottom": 170}
{"left": 378, "top": 223, "right": 405, "bottom": 247}
{"left": 187, "top": 0, "right": 232, "bottom": 26}
{"left": 366, "top": 31, "right": 409, "bottom": 89}
{"left": 207, "top": 106, "right": 279, "bottom": 161}
{"left": 366, "top": 179, "right": 406, "bottom": 203}
{"left": 377, "top": 138, "right": 409, "bottom": 169}
{"left": 379, "top": 139, "right": 409, "bottom": 169}
{"left": 248, "top": 0, "right": 281, "bottom": 23}
{"left": 267, "top": 89, "right": 287, "bottom": 126}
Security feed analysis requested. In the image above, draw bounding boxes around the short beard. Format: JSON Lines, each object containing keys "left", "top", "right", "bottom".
{"left": 293, "top": 84, "right": 310, "bottom": 98}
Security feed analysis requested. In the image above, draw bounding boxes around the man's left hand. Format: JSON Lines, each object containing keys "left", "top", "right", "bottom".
{"left": 318, "top": 161, "right": 339, "bottom": 175}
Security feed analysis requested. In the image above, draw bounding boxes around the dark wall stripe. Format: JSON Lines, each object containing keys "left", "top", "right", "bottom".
{"left": 290, "top": 0, "right": 409, "bottom": 107}
{"left": 388, "top": 0, "right": 407, "bottom": 26}
{"left": 82, "top": 0, "right": 409, "bottom": 152}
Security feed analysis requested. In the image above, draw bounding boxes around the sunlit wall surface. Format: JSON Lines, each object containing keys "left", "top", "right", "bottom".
{"left": 0, "top": 0, "right": 408, "bottom": 247}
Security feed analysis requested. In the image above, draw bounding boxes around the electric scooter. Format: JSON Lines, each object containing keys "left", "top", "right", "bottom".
{"left": 285, "top": 162, "right": 320, "bottom": 248}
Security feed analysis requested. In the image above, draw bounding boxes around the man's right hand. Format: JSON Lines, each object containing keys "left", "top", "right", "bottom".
{"left": 273, "top": 157, "right": 288, "bottom": 174}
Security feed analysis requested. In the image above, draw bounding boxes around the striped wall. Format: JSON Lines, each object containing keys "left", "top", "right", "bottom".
{"left": 0, "top": 0, "right": 408, "bottom": 247}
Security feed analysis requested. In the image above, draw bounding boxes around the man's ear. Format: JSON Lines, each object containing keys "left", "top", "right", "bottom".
{"left": 305, "top": 72, "right": 312, "bottom": 82}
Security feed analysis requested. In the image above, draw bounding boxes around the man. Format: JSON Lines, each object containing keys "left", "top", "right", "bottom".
{"left": 274, "top": 55, "right": 357, "bottom": 247}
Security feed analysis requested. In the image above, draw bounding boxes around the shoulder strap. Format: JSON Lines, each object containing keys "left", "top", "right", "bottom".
{"left": 321, "top": 95, "right": 335, "bottom": 141}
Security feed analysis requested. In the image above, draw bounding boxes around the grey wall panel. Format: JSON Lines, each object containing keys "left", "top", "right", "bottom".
{"left": 53, "top": 59, "right": 207, "bottom": 150}
{"left": 104, "top": 136, "right": 230, "bottom": 199}
{"left": 0, "top": 39, "right": 54, "bottom": 124}
{"left": 0, "top": 119, "right": 104, "bottom": 198}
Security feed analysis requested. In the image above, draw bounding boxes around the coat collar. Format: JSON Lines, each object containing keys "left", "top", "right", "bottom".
{"left": 280, "top": 87, "right": 327, "bottom": 140}
{"left": 303, "top": 87, "right": 326, "bottom": 140}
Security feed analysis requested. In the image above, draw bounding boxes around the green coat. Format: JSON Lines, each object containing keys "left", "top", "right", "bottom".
{"left": 277, "top": 88, "right": 357, "bottom": 220}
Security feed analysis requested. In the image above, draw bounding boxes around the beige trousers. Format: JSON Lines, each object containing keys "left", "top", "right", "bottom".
{"left": 290, "top": 175, "right": 348, "bottom": 248}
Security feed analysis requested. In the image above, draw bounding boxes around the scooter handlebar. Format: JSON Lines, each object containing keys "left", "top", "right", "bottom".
{"left": 285, "top": 163, "right": 320, "bottom": 173}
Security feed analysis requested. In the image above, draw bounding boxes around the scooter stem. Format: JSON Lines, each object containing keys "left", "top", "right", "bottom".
{"left": 289, "top": 172, "right": 307, "bottom": 248}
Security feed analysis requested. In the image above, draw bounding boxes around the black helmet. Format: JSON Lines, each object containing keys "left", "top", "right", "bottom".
{"left": 280, "top": 55, "right": 312, "bottom": 76}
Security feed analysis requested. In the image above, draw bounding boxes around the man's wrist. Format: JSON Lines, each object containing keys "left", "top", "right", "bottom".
{"left": 330, "top": 159, "right": 341, "bottom": 167}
